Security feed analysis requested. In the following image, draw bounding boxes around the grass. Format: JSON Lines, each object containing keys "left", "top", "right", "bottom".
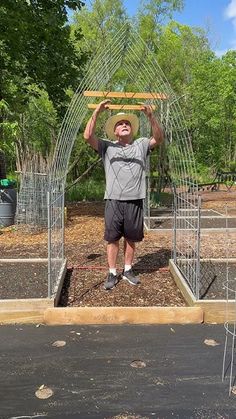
{"left": 150, "top": 191, "right": 174, "bottom": 207}
{"left": 66, "top": 178, "right": 105, "bottom": 202}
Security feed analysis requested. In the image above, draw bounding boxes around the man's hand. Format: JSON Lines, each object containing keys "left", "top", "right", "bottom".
{"left": 84, "top": 100, "right": 111, "bottom": 150}
{"left": 96, "top": 99, "right": 112, "bottom": 114}
{"left": 139, "top": 103, "right": 163, "bottom": 148}
{"left": 139, "top": 103, "right": 155, "bottom": 119}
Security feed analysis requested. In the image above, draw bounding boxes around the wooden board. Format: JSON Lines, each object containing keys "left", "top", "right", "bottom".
{"left": 87, "top": 104, "right": 156, "bottom": 110}
{"left": 0, "top": 310, "right": 44, "bottom": 324}
{"left": 195, "top": 300, "right": 236, "bottom": 324}
{"left": 84, "top": 90, "right": 167, "bottom": 99}
{"left": 0, "top": 298, "right": 53, "bottom": 311}
{"left": 54, "top": 259, "right": 67, "bottom": 307}
{"left": 44, "top": 306, "right": 203, "bottom": 325}
{"left": 169, "top": 260, "right": 196, "bottom": 306}
{"left": 169, "top": 258, "right": 236, "bottom": 323}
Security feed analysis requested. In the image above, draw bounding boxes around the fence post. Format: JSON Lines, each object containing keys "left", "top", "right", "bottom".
{"left": 47, "top": 189, "right": 52, "bottom": 299}
{"left": 196, "top": 195, "right": 201, "bottom": 300}
{"left": 61, "top": 190, "right": 65, "bottom": 261}
{"left": 173, "top": 193, "right": 177, "bottom": 263}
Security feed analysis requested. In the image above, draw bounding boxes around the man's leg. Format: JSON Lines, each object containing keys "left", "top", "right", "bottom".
{"left": 107, "top": 240, "right": 120, "bottom": 268}
{"left": 103, "top": 200, "right": 122, "bottom": 290}
{"left": 103, "top": 240, "right": 120, "bottom": 290}
{"left": 122, "top": 200, "right": 143, "bottom": 285}
{"left": 124, "top": 239, "right": 135, "bottom": 266}
{"left": 123, "top": 239, "right": 140, "bottom": 285}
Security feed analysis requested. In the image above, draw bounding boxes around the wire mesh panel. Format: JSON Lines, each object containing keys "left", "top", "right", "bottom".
{"left": 47, "top": 184, "right": 65, "bottom": 297}
{"left": 221, "top": 208, "right": 236, "bottom": 395}
{"left": 17, "top": 172, "right": 48, "bottom": 227}
{"left": 173, "top": 194, "right": 201, "bottom": 298}
{"left": 222, "top": 280, "right": 236, "bottom": 396}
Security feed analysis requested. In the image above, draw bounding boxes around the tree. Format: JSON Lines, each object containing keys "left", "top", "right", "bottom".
{"left": 0, "top": 0, "right": 85, "bottom": 114}
{"left": 187, "top": 50, "right": 236, "bottom": 172}
{"left": 156, "top": 21, "right": 211, "bottom": 94}
{"left": 135, "top": 0, "right": 184, "bottom": 50}
{"left": 0, "top": 0, "right": 86, "bottom": 175}
{"left": 71, "top": 0, "right": 128, "bottom": 56}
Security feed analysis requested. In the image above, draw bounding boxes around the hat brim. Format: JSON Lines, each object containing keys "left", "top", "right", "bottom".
{"left": 105, "top": 113, "right": 139, "bottom": 140}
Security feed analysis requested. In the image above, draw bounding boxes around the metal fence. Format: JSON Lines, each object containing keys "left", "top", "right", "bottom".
{"left": 17, "top": 172, "right": 48, "bottom": 227}
{"left": 173, "top": 194, "right": 201, "bottom": 299}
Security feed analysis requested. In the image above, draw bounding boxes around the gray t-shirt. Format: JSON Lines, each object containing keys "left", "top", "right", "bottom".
{"left": 98, "top": 137, "right": 150, "bottom": 200}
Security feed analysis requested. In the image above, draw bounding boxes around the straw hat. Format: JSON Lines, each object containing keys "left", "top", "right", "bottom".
{"left": 105, "top": 112, "right": 139, "bottom": 140}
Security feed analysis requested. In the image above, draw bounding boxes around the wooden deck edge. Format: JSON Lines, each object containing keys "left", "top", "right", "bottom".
{"left": 0, "top": 310, "right": 44, "bottom": 324}
{"left": 43, "top": 306, "right": 203, "bottom": 325}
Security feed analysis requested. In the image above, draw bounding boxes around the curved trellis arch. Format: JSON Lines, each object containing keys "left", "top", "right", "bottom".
{"left": 18, "top": 22, "right": 201, "bottom": 297}
{"left": 51, "top": 25, "right": 198, "bottom": 186}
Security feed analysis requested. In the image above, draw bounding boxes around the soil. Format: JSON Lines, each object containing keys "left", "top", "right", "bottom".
{"left": 200, "top": 261, "right": 236, "bottom": 300}
{"left": 0, "top": 187, "right": 236, "bottom": 305}
{"left": 0, "top": 261, "right": 48, "bottom": 299}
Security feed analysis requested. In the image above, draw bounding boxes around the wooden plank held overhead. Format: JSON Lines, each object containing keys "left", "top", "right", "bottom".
{"left": 84, "top": 91, "right": 167, "bottom": 100}
{"left": 87, "top": 104, "right": 156, "bottom": 111}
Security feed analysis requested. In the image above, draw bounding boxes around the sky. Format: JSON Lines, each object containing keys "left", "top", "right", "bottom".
{"left": 123, "top": 0, "right": 236, "bottom": 56}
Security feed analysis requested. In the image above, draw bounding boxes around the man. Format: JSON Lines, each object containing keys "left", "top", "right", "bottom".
{"left": 84, "top": 99, "right": 164, "bottom": 290}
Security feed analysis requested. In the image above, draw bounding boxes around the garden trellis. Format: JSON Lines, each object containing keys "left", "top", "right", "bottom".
{"left": 16, "top": 22, "right": 200, "bottom": 299}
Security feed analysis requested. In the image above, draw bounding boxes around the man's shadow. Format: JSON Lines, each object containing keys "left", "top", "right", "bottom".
{"left": 133, "top": 248, "right": 171, "bottom": 274}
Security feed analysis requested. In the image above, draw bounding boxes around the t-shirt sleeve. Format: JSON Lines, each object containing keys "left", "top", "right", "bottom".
{"left": 97, "top": 139, "right": 110, "bottom": 158}
{"left": 136, "top": 137, "right": 151, "bottom": 157}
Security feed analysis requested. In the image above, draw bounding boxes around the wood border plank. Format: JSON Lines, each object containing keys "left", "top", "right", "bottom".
{"left": 0, "top": 310, "right": 44, "bottom": 324}
{"left": 169, "top": 260, "right": 196, "bottom": 306}
{"left": 169, "top": 258, "right": 236, "bottom": 323}
{"left": 87, "top": 104, "right": 156, "bottom": 111}
{"left": 0, "top": 298, "right": 53, "bottom": 311}
{"left": 84, "top": 91, "right": 167, "bottom": 99}
{"left": 44, "top": 307, "right": 203, "bottom": 325}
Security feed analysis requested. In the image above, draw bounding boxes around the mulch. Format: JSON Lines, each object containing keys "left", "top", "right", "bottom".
{"left": 0, "top": 188, "right": 235, "bottom": 305}
{"left": 61, "top": 202, "right": 185, "bottom": 307}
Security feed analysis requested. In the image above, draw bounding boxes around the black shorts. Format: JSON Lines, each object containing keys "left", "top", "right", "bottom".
{"left": 104, "top": 199, "right": 144, "bottom": 243}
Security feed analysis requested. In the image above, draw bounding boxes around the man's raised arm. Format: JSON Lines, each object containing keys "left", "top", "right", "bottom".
{"left": 140, "top": 104, "right": 164, "bottom": 149}
{"left": 84, "top": 99, "right": 111, "bottom": 151}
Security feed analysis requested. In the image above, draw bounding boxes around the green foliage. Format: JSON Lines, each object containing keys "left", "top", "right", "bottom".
{"left": 187, "top": 50, "right": 236, "bottom": 169}
{"left": 0, "top": 0, "right": 235, "bottom": 190}
{"left": 19, "top": 86, "right": 59, "bottom": 158}
{"left": 0, "top": 0, "right": 86, "bottom": 173}
{"left": 0, "top": 0, "right": 85, "bottom": 115}
{"left": 135, "top": 0, "right": 184, "bottom": 50}
{"left": 66, "top": 178, "right": 105, "bottom": 201}
{"left": 0, "top": 99, "right": 19, "bottom": 172}
{"left": 71, "top": 0, "right": 128, "bottom": 56}
{"left": 157, "top": 21, "right": 211, "bottom": 94}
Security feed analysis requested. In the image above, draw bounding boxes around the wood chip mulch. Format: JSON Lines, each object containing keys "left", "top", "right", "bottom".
{"left": 0, "top": 188, "right": 235, "bottom": 306}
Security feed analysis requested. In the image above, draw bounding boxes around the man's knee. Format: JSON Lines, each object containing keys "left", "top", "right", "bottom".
{"left": 124, "top": 238, "right": 135, "bottom": 248}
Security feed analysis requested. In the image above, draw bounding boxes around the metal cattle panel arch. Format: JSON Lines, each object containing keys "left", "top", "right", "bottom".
{"left": 46, "top": 23, "right": 200, "bottom": 298}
